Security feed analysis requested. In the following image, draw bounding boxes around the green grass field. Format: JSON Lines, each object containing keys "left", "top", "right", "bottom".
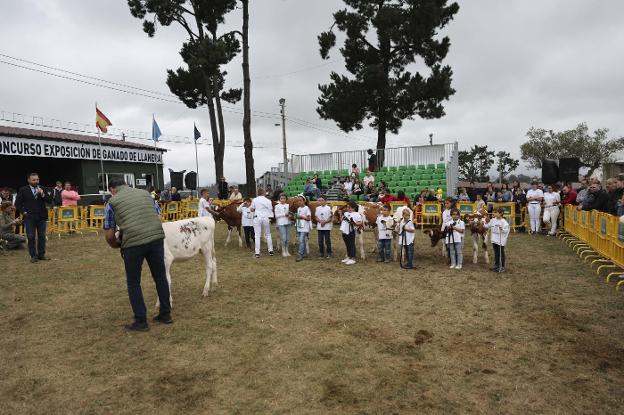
{"left": 2, "top": 225, "right": 624, "bottom": 414}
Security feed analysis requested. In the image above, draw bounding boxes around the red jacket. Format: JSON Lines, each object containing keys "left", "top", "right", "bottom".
{"left": 562, "top": 189, "right": 577, "bottom": 205}
{"left": 379, "top": 194, "right": 395, "bottom": 204}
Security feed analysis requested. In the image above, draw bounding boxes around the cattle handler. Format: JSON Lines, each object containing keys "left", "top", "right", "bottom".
{"left": 103, "top": 178, "right": 172, "bottom": 332}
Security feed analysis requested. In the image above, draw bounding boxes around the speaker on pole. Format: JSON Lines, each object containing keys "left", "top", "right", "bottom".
{"left": 184, "top": 171, "right": 197, "bottom": 190}
{"left": 559, "top": 158, "right": 580, "bottom": 183}
{"left": 169, "top": 168, "right": 186, "bottom": 189}
{"left": 541, "top": 159, "right": 559, "bottom": 184}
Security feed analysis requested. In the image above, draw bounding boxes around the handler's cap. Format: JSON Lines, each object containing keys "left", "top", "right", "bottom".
{"left": 317, "top": 195, "right": 325, "bottom": 200}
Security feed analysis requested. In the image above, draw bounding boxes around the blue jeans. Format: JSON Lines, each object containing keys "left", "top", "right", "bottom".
{"left": 402, "top": 243, "right": 414, "bottom": 268}
{"left": 449, "top": 241, "right": 463, "bottom": 267}
{"left": 278, "top": 224, "right": 290, "bottom": 248}
{"left": 378, "top": 239, "right": 391, "bottom": 260}
{"left": 297, "top": 231, "right": 308, "bottom": 257}
{"left": 24, "top": 215, "right": 47, "bottom": 259}
{"left": 121, "top": 239, "right": 171, "bottom": 322}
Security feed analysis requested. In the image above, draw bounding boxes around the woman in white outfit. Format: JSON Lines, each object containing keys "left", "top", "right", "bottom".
{"left": 542, "top": 184, "right": 561, "bottom": 236}
{"left": 250, "top": 187, "right": 274, "bottom": 258}
{"left": 526, "top": 181, "right": 544, "bottom": 235}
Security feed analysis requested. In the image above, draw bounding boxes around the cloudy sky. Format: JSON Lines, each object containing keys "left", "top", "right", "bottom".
{"left": 1, "top": 0, "right": 623, "bottom": 184}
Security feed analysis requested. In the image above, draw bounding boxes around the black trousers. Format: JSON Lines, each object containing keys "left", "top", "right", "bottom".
{"left": 243, "top": 226, "right": 255, "bottom": 249}
{"left": 342, "top": 231, "right": 356, "bottom": 258}
{"left": 121, "top": 239, "right": 171, "bottom": 322}
{"left": 24, "top": 215, "right": 47, "bottom": 259}
{"left": 493, "top": 243, "right": 506, "bottom": 269}
{"left": 318, "top": 230, "right": 332, "bottom": 255}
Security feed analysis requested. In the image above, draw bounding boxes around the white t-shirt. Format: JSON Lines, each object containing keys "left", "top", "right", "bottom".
{"left": 543, "top": 191, "right": 560, "bottom": 208}
{"left": 442, "top": 209, "right": 452, "bottom": 225}
{"left": 237, "top": 204, "right": 254, "bottom": 227}
{"left": 363, "top": 175, "right": 374, "bottom": 187}
{"left": 199, "top": 197, "right": 212, "bottom": 218}
{"left": 344, "top": 181, "right": 353, "bottom": 193}
{"left": 526, "top": 189, "right": 544, "bottom": 203}
{"left": 376, "top": 215, "right": 393, "bottom": 239}
{"left": 315, "top": 205, "right": 333, "bottom": 231}
{"left": 486, "top": 217, "right": 510, "bottom": 246}
{"left": 442, "top": 219, "right": 465, "bottom": 244}
{"left": 274, "top": 203, "right": 290, "bottom": 226}
{"left": 295, "top": 206, "right": 311, "bottom": 233}
{"left": 340, "top": 211, "right": 362, "bottom": 234}
{"left": 398, "top": 219, "right": 415, "bottom": 245}
{"left": 251, "top": 196, "right": 274, "bottom": 220}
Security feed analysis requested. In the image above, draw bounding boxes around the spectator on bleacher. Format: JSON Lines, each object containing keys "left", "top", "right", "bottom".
{"left": 467, "top": 182, "right": 477, "bottom": 201}
{"left": 160, "top": 188, "right": 171, "bottom": 202}
{"left": 363, "top": 182, "right": 378, "bottom": 202}
{"left": 312, "top": 174, "right": 322, "bottom": 190}
{"left": 352, "top": 178, "right": 363, "bottom": 196}
{"left": 575, "top": 178, "right": 588, "bottom": 205}
{"left": 218, "top": 177, "right": 229, "bottom": 199}
{"left": 303, "top": 179, "right": 320, "bottom": 200}
{"left": 367, "top": 149, "right": 377, "bottom": 172}
{"left": 229, "top": 186, "right": 243, "bottom": 201}
{"left": 350, "top": 164, "right": 360, "bottom": 178}
{"left": 457, "top": 188, "right": 470, "bottom": 201}
{"left": 484, "top": 183, "right": 496, "bottom": 203}
{"left": 170, "top": 187, "right": 182, "bottom": 202}
{"left": 363, "top": 171, "right": 375, "bottom": 188}
{"left": 52, "top": 181, "right": 64, "bottom": 207}
{"left": 0, "top": 202, "right": 26, "bottom": 250}
{"left": 343, "top": 179, "right": 353, "bottom": 196}
{"left": 379, "top": 190, "right": 394, "bottom": 205}
{"left": 395, "top": 190, "right": 410, "bottom": 205}
{"left": 579, "top": 182, "right": 608, "bottom": 212}
{"left": 606, "top": 178, "right": 623, "bottom": 215}
{"left": 425, "top": 189, "right": 438, "bottom": 202}
{"left": 501, "top": 183, "right": 513, "bottom": 202}
{"left": 436, "top": 187, "right": 444, "bottom": 201}
{"left": 378, "top": 180, "right": 388, "bottom": 193}
{"left": 61, "top": 182, "right": 81, "bottom": 206}
{"left": 1, "top": 187, "right": 15, "bottom": 204}
{"left": 475, "top": 194, "right": 486, "bottom": 211}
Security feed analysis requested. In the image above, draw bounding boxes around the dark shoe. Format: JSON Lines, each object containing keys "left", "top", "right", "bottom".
{"left": 376, "top": 258, "right": 384, "bottom": 262}
{"left": 30, "top": 257, "right": 38, "bottom": 263}
{"left": 268, "top": 251, "right": 274, "bottom": 256}
{"left": 296, "top": 256, "right": 303, "bottom": 262}
{"left": 153, "top": 314, "right": 173, "bottom": 324}
{"left": 326, "top": 254, "right": 333, "bottom": 259}
{"left": 498, "top": 268, "right": 506, "bottom": 273}
{"left": 125, "top": 321, "right": 149, "bottom": 332}
{"left": 384, "top": 258, "right": 391, "bottom": 263}
{"left": 38, "top": 256, "right": 50, "bottom": 261}
{"left": 490, "top": 267, "right": 500, "bottom": 272}
{"left": 254, "top": 254, "right": 260, "bottom": 259}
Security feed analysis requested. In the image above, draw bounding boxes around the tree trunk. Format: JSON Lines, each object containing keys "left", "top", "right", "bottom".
{"left": 241, "top": 0, "right": 256, "bottom": 197}
{"left": 376, "top": 120, "right": 387, "bottom": 170}
{"left": 213, "top": 81, "right": 227, "bottom": 181}
{"left": 205, "top": 76, "right": 223, "bottom": 180}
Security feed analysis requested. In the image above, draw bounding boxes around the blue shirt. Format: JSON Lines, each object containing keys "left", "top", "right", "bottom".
{"left": 103, "top": 200, "right": 162, "bottom": 230}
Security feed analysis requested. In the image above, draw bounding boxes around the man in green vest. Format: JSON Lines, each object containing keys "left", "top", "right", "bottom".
{"left": 103, "top": 178, "right": 172, "bottom": 332}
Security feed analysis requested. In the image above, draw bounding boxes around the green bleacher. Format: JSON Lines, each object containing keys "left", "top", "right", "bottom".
{"left": 281, "top": 164, "right": 447, "bottom": 199}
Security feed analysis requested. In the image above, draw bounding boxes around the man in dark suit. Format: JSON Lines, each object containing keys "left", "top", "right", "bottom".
{"left": 14, "top": 172, "right": 53, "bottom": 263}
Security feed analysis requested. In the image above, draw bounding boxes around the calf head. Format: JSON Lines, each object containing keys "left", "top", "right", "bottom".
{"left": 424, "top": 228, "right": 444, "bottom": 247}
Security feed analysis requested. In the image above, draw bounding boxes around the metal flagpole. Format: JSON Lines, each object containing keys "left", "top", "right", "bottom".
{"left": 96, "top": 102, "right": 106, "bottom": 201}
{"left": 153, "top": 114, "right": 160, "bottom": 189}
{"left": 194, "top": 138, "right": 199, "bottom": 193}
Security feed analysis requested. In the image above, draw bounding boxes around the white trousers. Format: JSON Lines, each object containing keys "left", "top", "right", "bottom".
{"left": 253, "top": 217, "right": 273, "bottom": 255}
{"left": 528, "top": 203, "right": 541, "bottom": 233}
{"left": 543, "top": 206, "right": 560, "bottom": 235}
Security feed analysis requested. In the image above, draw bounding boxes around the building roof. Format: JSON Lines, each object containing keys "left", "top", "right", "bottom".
{"left": 0, "top": 125, "right": 164, "bottom": 152}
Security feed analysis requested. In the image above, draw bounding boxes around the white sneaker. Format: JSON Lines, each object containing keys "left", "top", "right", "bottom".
{"left": 345, "top": 259, "right": 356, "bottom": 265}
{"left": 341, "top": 257, "right": 349, "bottom": 263}
{"left": 449, "top": 265, "right": 456, "bottom": 269}
{"left": 456, "top": 265, "right": 462, "bottom": 270}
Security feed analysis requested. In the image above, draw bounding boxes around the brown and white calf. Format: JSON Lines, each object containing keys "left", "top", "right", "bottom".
{"left": 212, "top": 201, "right": 244, "bottom": 248}
{"left": 464, "top": 210, "right": 490, "bottom": 264}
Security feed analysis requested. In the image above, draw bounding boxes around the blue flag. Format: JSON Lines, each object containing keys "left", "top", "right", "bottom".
{"left": 152, "top": 117, "right": 162, "bottom": 142}
{"left": 193, "top": 123, "right": 201, "bottom": 141}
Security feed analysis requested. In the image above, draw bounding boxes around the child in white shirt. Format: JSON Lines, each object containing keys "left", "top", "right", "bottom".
{"left": 376, "top": 205, "right": 394, "bottom": 262}
{"left": 485, "top": 207, "right": 511, "bottom": 273}
{"left": 274, "top": 194, "right": 291, "bottom": 257}
{"left": 442, "top": 208, "right": 465, "bottom": 269}
{"left": 237, "top": 198, "right": 255, "bottom": 251}
{"left": 398, "top": 208, "right": 415, "bottom": 269}
{"left": 295, "top": 196, "right": 311, "bottom": 261}
{"left": 340, "top": 201, "right": 362, "bottom": 265}
{"left": 315, "top": 196, "right": 333, "bottom": 258}
{"left": 441, "top": 197, "right": 456, "bottom": 264}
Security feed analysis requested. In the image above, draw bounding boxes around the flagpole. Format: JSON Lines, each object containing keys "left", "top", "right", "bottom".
{"left": 194, "top": 138, "right": 199, "bottom": 195}
{"left": 96, "top": 102, "right": 106, "bottom": 201}
{"left": 153, "top": 113, "right": 160, "bottom": 190}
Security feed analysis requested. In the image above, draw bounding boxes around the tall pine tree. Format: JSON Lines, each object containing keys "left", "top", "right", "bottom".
{"left": 318, "top": 0, "right": 459, "bottom": 167}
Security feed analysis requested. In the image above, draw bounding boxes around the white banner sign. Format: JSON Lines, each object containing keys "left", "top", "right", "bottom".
{"left": 0, "top": 136, "right": 163, "bottom": 164}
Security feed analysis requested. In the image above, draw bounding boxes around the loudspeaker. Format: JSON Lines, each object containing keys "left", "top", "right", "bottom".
{"left": 541, "top": 159, "right": 559, "bottom": 184}
{"left": 169, "top": 168, "right": 186, "bottom": 190}
{"left": 559, "top": 158, "right": 580, "bottom": 183}
{"left": 184, "top": 171, "right": 197, "bottom": 190}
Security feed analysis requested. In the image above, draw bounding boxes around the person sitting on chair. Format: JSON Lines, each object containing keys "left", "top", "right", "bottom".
{"left": 0, "top": 202, "right": 26, "bottom": 250}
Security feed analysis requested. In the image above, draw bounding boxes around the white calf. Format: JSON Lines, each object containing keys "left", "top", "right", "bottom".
{"left": 158, "top": 216, "right": 218, "bottom": 308}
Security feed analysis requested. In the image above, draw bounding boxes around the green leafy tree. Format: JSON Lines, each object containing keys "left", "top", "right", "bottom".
{"left": 507, "top": 173, "right": 533, "bottom": 184}
{"left": 317, "top": 0, "right": 459, "bottom": 167}
{"left": 520, "top": 123, "right": 624, "bottom": 178}
{"left": 495, "top": 151, "right": 519, "bottom": 183}
{"left": 458, "top": 145, "right": 494, "bottom": 182}
{"left": 128, "top": 0, "right": 242, "bottom": 182}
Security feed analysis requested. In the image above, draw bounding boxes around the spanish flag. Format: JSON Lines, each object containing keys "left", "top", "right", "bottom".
{"left": 96, "top": 107, "right": 112, "bottom": 133}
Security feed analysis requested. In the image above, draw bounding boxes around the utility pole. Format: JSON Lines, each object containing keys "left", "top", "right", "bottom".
{"left": 279, "top": 98, "right": 288, "bottom": 174}
{"left": 429, "top": 133, "right": 433, "bottom": 146}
